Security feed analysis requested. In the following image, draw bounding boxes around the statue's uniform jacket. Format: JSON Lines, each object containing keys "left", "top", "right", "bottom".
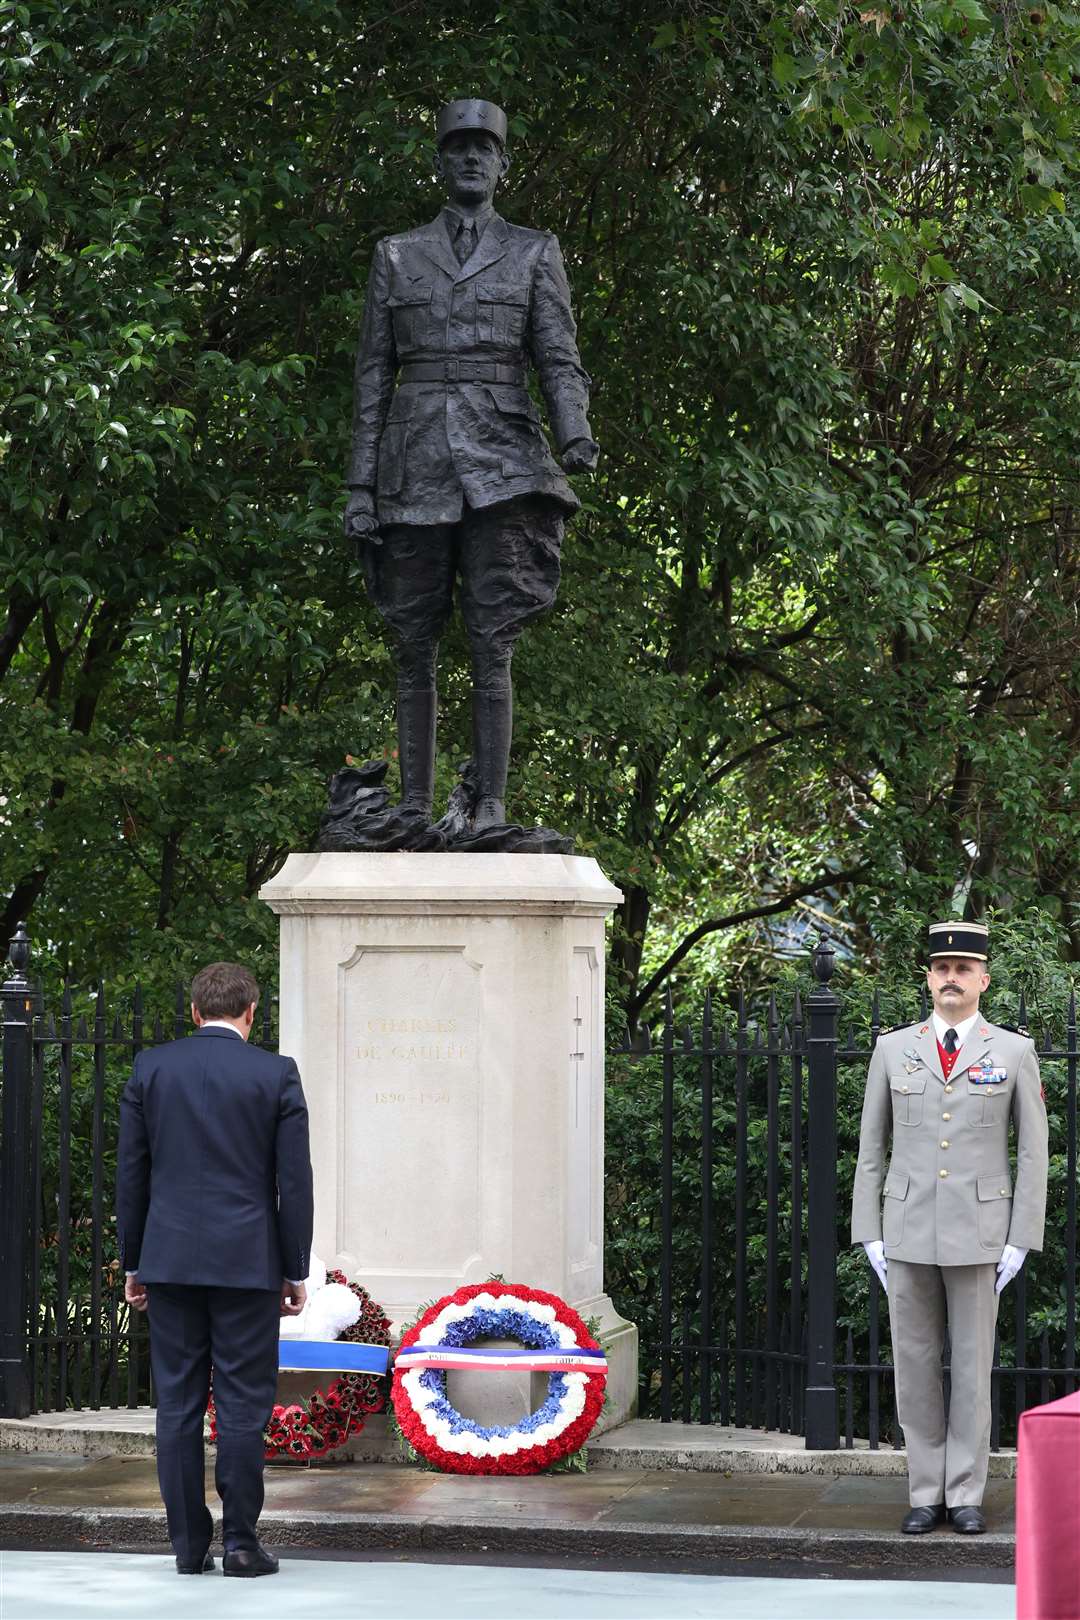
{"left": 348, "top": 212, "right": 592, "bottom": 525}
{"left": 850, "top": 1020, "right": 1048, "bottom": 1266}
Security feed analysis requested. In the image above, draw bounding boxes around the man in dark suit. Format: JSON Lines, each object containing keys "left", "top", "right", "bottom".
{"left": 116, "top": 961, "right": 313, "bottom": 1578}
{"left": 343, "top": 97, "right": 598, "bottom": 841}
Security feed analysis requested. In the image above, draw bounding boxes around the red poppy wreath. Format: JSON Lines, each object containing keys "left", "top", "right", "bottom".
{"left": 207, "top": 1271, "right": 391, "bottom": 1462}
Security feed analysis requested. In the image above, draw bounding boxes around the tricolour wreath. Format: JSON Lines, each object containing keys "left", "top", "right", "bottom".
{"left": 207, "top": 1271, "right": 392, "bottom": 1461}
{"left": 391, "top": 1281, "right": 607, "bottom": 1475}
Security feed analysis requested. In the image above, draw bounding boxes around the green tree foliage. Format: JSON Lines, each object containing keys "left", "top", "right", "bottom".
{"left": 1, "top": 0, "right": 1079, "bottom": 1016}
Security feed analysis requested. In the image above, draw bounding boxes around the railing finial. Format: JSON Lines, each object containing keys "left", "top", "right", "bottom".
{"left": 811, "top": 930, "right": 835, "bottom": 988}
{"left": 7, "top": 922, "right": 30, "bottom": 977}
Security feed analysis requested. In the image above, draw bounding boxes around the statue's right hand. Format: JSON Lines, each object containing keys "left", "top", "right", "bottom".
{"left": 344, "top": 487, "right": 380, "bottom": 545}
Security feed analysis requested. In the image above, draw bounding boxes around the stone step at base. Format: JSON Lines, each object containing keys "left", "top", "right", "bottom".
{"left": 0, "top": 1413, "right": 1019, "bottom": 1479}
{"left": 0, "top": 1501, "right": 1016, "bottom": 1572}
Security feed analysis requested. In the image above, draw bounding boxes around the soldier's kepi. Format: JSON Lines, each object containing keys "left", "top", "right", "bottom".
{"left": 850, "top": 920, "right": 1048, "bottom": 1537}
{"left": 329, "top": 97, "right": 598, "bottom": 853}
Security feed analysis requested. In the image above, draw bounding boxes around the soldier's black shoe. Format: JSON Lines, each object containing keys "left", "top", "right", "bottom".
{"left": 175, "top": 1551, "right": 214, "bottom": 1574}
{"left": 901, "top": 1503, "right": 945, "bottom": 1533}
{"left": 948, "top": 1505, "right": 987, "bottom": 1534}
{"left": 223, "top": 1543, "right": 279, "bottom": 1577}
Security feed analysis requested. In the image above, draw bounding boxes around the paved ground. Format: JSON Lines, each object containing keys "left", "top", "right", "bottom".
{"left": 0, "top": 1453, "right": 1017, "bottom": 1573}
{"left": 0, "top": 1551, "right": 1017, "bottom": 1620}
{"left": 0, "top": 1452, "right": 1016, "bottom": 1533}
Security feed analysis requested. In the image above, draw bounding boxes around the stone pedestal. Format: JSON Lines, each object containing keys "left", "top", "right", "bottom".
{"left": 259, "top": 852, "right": 637, "bottom": 1432}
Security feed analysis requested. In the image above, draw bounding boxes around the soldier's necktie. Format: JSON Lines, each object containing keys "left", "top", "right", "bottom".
{"left": 454, "top": 220, "right": 476, "bottom": 266}
{"left": 939, "top": 1025, "right": 960, "bottom": 1080}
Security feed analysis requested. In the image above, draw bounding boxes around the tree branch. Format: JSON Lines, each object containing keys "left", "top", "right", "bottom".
{"left": 659, "top": 719, "right": 828, "bottom": 840}
{"left": 0, "top": 591, "right": 40, "bottom": 683}
{"left": 629, "top": 864, "right": 871, "bottom": 1022}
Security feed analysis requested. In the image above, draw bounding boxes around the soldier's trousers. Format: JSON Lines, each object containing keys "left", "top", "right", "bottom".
{"left": 888, "top": 1260, "right": 1000, "bottom": 1507}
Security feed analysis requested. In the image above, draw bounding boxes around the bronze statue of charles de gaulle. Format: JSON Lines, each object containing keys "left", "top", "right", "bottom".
{"left": 324, "top": 97, "right": 598, "bottom": 853}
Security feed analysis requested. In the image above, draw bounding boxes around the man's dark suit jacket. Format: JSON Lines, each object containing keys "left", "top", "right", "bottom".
{"left": 116, "top": 1027, "right": 313, "bottom": 1290}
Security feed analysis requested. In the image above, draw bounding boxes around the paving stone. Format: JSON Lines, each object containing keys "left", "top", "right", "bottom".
{"left": 0, "top": 1450, "right": 1019, "bottom": 1570}
{"left": 600, "top": 1473, "right": 832, "bottom": 1529}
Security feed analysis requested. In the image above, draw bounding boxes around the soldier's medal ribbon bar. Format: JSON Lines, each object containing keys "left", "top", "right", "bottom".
{"left": 967, "top": 1056, "right": 1007, "bottom": 1085}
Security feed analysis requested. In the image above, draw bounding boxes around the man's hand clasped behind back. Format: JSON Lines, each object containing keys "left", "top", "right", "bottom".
{"left": 121, "top": 1273, "right": 307, "bottom": 1318}
{"left": 280, "top": 1278, "right": 307, "bottom": 1317}
{"left": 124, "top": 1273, "right": 149, "bottom": 1312}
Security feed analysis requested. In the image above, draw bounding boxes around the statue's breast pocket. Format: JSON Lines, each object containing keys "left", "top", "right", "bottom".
{"left": 387, "top": 286, "right": 431, "bottom": 351}
{"left": 476, "top": 281, "right": 529, "bottom": 347}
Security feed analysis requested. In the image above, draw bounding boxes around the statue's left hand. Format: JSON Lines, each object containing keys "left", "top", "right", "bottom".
{"left": 561, "top": 437, "right": 599, "bottom": 474}
{"left": 344, "top": 487, "right": 381, "bottom": 546}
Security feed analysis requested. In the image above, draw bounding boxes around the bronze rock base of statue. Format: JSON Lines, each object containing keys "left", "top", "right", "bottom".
{"left": 316, "top": 760, "right": 573, "bottom": 855}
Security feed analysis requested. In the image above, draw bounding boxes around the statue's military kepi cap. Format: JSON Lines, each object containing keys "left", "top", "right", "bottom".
{"left": 928, "top": 921, "right": 989, "bottom": 961}
{"left": 436, "top": 98, "right": 508, "bottom": 149}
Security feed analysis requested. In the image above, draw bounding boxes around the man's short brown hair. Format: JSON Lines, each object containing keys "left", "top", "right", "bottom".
{"left": 190, "top": 962, "right": 260, "bottom": 1019}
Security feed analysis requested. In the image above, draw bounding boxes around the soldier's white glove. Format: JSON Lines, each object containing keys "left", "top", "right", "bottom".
{"left": 863, "top": 1240, "right": 888, "bottom": 1293}
{"left": 995, "top": 1244, "right": 1028, "bottom": 1294}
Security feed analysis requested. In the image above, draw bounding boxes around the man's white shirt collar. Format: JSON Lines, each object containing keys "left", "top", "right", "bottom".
{"left": 932, "top": 1010, "right": 980, "bottom": 1046}
{"left": 199, "top": 1019, "right": 243, "bottom": 1037}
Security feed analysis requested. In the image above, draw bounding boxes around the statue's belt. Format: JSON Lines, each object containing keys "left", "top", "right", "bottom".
{"left": 398, "top": 359, "right": 526, "bottom": 386}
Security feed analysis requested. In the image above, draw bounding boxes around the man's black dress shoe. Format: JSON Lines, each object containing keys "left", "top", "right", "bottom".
{"left": 223, "top": 1544, "right": 280, "bottom": 1577}
{"left": 901, "top": 1503, "right": 945, "bottom": 1534}
{"left": 948, "top": 1505, "right": 987, "bottom": 1534}
{"left": 175, "top": 1551, "right": 215, "bottom": 1574}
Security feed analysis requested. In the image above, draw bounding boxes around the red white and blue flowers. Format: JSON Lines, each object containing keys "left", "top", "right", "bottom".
{"left": 392, "top": 1281, "right": 607, "bottom": 1475}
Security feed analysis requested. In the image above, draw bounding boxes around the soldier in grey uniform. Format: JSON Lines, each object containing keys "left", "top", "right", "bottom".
{"left": 342, "top": 98, "right": 597, "bottom": 839}
{"left": 851, "top": 921, "right": 1048, "bottom": 1535}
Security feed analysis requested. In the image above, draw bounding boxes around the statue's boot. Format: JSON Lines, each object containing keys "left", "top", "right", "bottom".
{"left": 397, "top": 685, "right": 436, "bottom": 819}
{"left": 470, "top": 685, "right": 512, "bottom": 831}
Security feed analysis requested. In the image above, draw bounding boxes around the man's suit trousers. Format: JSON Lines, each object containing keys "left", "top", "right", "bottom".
{"left": 888, "top": 1260, "right": 1000, "bottom": 1508}
{"left": 148, "top": 1284, "right": 280, "bottom": 1561}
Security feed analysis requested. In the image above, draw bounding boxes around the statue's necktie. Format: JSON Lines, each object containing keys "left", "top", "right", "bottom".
{"left": 454, "top": 221, "right": 476, "bottom": 266}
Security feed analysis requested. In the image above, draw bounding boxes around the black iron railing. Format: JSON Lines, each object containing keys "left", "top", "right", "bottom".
{"left": 2, "top": 922, "right": 1077, "bottom": 1449}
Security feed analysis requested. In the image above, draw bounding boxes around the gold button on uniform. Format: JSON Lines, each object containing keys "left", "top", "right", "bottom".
{"left": 940, "top": 1140, "right": 950, "bottom": 1149}
{"left": 901, "top": 1086, "right": 910, "bottom": 1094}
{"left": 944, "top": 1085, "right": 954, "bottom": 1094}
{"left": 1000, "top": 1188, "right": 1008, "bottom": 1196}
{"left": 942, "top": 1112, "right": 951, "bottom": 1121}
{"left": 939, "top": 1168, "right": 949, "bottom": 1178}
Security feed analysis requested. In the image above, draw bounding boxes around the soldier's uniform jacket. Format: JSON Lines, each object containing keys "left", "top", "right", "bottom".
{"left": 348, "top": 210, "right": 592, "bottom": 525}
{"left": 850, "top": 1019, "right": 1048, "bottom": 1267}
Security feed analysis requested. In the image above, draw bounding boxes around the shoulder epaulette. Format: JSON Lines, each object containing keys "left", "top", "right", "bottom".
{"left": 997, "top": 1021, "right": 1031, "bottom": 1038}
{"left": 878, "top": 1021, "right": 917, "bottom": 1036}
